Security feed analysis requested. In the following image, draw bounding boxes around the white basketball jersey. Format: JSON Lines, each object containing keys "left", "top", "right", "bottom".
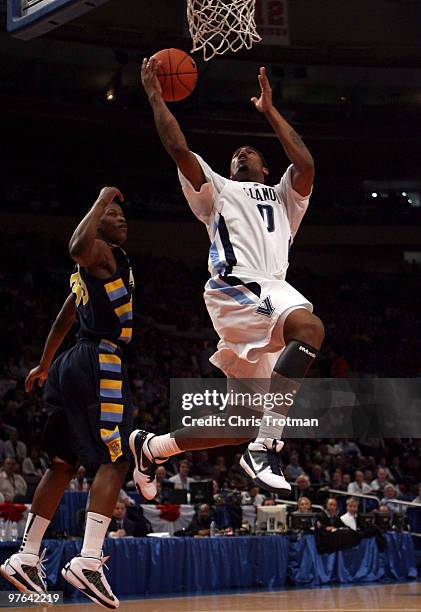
{"left": 178, "top": 153, "right": 311, "bottom": 279}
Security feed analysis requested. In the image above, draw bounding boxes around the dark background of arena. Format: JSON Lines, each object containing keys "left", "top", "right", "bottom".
{"left": 0, "top": 0, "right": 420, "bottom": 503}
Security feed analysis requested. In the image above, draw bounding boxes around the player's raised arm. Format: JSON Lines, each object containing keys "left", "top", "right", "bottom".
{"left": 251, "top": 67, "right": 315, "bottom": 197}
{"left": 141, "top": 57, "right": 206, "bottom": 191}
{"left": 25, "top": 293, "right": 76, "bottom": 392}
{"left": 68, "top": 186, "right": 124, "bottom": 267}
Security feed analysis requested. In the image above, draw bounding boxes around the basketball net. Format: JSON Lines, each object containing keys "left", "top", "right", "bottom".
{"left": 187, "top": 0, "right": 262, "bottom": 61}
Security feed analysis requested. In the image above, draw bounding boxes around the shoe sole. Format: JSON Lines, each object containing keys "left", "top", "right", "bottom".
{"left": 61, "top": 567, "right": 118, "bottom": 610}
{"left": 240, "top": 455, "right": 292, "bottom": 498}
{"left": 129, "top": 430, "right": 140, "bottom": 470}
{"left": 129, "top": 431, "right": 156, "bottom": 501}
{"left": 132, "top": 468, "right": 155, "bottom": 501}
{"left": 239, "top": 455, "right": 255, "bottom": 479}
{"left": 1, "top": 565, "right": 32, "bottom": 595}
{"left": 0, "top": 563, "right": 46, "bottom": 597}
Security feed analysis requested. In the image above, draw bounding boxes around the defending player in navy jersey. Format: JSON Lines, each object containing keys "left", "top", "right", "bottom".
{"left": 129, "top": 59, "right": 324, "bottom": 500}
{"left": 1, "top": 187, "right": 133, "bottom": 609}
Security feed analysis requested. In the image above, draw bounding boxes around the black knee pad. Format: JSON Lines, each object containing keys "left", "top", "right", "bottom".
{"left": 273, "top": 339, "right": 319, "bottom": 380}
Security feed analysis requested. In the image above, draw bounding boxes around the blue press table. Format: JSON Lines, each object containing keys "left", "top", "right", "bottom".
{"left": 0, "top": 536, "right": 288, "bottom": 596}
{"left": 0, "top": 533, "right": 416, "bottom": 598}
{"left": 288, "top": 532, "right": 417, "bottom": 585}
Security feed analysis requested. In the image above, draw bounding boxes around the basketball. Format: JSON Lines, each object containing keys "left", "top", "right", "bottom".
{"left": 152, "top": 48, "right": 198, "bottom": 102}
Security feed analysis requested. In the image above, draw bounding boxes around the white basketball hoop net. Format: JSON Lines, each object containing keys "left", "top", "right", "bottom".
{"left": 187, "top": 0, "right": 262, "bottom": 61}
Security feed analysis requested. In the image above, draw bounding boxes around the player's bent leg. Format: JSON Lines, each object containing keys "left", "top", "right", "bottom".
{"left": 282, "top": 308, "right": 325, "bottom": 348}
{"left": 87, "top": 460, "right": 129, "bottom": 518}
{"left": 62, "top": 461, "right": 128, "bottom": 610}
{"left": 1, "top": 460, "right": 75, "bottom": 595}
{"left": 242, "top": 309, "right": 325, "bottom": 497}
{"left": 31, "top": 460, "right": 77, "bottom": 519}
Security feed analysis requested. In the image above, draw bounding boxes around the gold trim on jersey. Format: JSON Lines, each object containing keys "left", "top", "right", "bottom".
{"left": 100, "top": 426, "right": 123, "bottom": 462}
{"left": 70, "top": 268, "right": 89, "bottom": 306}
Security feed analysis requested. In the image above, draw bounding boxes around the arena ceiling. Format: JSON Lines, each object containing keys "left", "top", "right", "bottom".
{"left": 0, "top": 0, "right": 421, "bottom": 177}
{"left": 3, "top": 0, "right": 421, "bottom": 67}
{"left": 0, "top": 1, "right": 420, "bottom": 108}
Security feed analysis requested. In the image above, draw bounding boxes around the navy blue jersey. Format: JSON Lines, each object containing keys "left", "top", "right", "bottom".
{"left": 70, "top": 246, "right": 135, "bottom": 347}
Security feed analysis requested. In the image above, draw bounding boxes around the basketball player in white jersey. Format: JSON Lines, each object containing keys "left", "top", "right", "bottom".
{"left": 130, "top": 57, "right": 324, "bottom": 497}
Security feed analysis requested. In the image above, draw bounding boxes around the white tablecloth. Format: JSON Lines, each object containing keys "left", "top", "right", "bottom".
{"left": 141, "top": 504, "right": 195, "bottom": 535}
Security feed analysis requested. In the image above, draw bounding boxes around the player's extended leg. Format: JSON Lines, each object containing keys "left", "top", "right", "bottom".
{"left": 61, "top": 460, "right": 128, "bottom": 610}
{"left": 130, "top": 429, "right": 250, "bottom": 500}
{"left": 0, "top": 460, "right": 75, "bottom": 595}
{"left": 241, "top": 308, "right": 324, "bottom": 495}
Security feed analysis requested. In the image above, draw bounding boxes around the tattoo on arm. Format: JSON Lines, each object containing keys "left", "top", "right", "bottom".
{"left": 290, "top": 129, "right": 306, "bottom": 148}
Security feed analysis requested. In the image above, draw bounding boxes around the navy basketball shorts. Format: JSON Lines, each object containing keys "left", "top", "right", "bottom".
{"left": 43, "top": 338, "right": 133, "bottom": 469}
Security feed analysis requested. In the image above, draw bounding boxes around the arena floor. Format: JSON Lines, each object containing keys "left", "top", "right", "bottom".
{"left": 6, "top": 582, "right": 421, "bottom": 612}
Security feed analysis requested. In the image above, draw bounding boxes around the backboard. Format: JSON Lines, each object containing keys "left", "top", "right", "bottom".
{"left": 7, "top": 0, "right": 111, "bottom": 39}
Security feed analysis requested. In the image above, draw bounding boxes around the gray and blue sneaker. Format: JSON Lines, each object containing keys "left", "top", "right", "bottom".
{"left": 240, "top": 439, "right": 291, "bottom": 496}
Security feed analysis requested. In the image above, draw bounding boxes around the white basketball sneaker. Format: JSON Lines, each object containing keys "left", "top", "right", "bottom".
{"left": 129, "top": 429, "right": 165, "bottom": 500}
{"left": 61, "top": 555, "right": 118, "bottom": 609}
{"left": 240, "top": 439, "right": 292, "bottom": 496}
{"left": 0, "top": 549, "right": 48, "bottom": 595}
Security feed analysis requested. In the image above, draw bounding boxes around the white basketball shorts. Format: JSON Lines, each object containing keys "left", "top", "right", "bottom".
{"left": 204, "top": 269, "right": 312, "bottom": 379}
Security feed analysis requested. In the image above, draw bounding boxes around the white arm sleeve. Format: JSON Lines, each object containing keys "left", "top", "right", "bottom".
{"left": 177, "top": 153, "right": 228, "bottom": 224}
{"left": 274, "top": 165, "right": 312, "bottom": 240}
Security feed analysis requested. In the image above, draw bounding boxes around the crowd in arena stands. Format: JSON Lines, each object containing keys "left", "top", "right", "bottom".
{"left": 0, "top": 231, "right": 421, "bottom": 538}
{"left": 2, "top": 181, "right": 421, "bottom": 226}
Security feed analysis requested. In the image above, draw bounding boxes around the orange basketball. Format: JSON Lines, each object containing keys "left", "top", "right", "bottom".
{"left": 152, "top": 48, "right": 198, "bottom": 103}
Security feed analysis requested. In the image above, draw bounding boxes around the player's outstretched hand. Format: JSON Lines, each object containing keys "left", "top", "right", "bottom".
{"left": 251, "top": 66, "right": 273, "bottom": 113}
{"left": 25, "top": 365, "right": 48, "bottom": 393}
{"left": 141, "top": 57, "right": 163, "bottom": 99}
{"left": 98, "top": 186, "right": 124, "bottom": 205}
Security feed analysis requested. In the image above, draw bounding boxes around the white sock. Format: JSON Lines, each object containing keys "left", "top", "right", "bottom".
{"left": 81, "top": 512, "right": 111, "bottom": 559}
{"left": 19, "top": 513, "right": 50, "bottom": 556}
{"left": 148, "top": 434, "right": 181, "bottom": 460}
{"left": 250, "top": 410, "right": 286, "bottom": 449}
